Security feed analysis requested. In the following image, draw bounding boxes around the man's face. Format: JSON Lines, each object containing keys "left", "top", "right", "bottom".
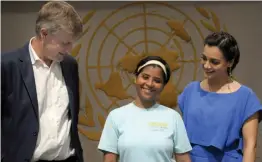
{"left": 41, "top": 29, "right": 74, "bottom": 62}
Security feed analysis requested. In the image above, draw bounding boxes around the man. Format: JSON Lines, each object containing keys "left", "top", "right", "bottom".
{"left": 1, "top": 1, "right": 83, "bottom": 162}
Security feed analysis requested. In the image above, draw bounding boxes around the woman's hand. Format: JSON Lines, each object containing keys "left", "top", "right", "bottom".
{"left": 174, "top": 152, "right": 191, "bottom": 162}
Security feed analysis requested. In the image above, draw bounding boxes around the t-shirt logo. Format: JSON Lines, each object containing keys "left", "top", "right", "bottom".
{"left": 148, "top": 122, "right": 168, "bottom": 131}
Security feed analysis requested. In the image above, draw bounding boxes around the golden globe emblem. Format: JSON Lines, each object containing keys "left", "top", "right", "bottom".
{"left": 71, "top": 2, "right": 227, "bottom": 141}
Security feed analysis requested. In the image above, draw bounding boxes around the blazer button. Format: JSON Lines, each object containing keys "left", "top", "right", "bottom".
{"left": 33, "top": 132, "right": 37, "bottom": 136}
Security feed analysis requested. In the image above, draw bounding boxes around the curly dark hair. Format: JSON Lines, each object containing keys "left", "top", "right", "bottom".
{"left": 204, "top": 31, "right": 240, "bottom": 75}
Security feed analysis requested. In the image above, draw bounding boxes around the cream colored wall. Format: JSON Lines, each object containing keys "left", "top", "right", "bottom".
{"left": 1, "top": 1, "right": 262, "bottom": 162}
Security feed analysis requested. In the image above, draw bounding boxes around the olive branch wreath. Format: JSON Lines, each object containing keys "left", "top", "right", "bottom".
{"left": 72, "top": 6, "right": 231, "bottom": 141}
{"left": 195, "top": 6, "right": 228, "bottom": 32}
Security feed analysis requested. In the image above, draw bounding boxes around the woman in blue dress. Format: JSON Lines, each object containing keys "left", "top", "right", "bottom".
{"left": 178, "top": 31, "right": 262, "bottom": 162}
{"left": 98, "top": 56, "right": 192, "bottom": 162}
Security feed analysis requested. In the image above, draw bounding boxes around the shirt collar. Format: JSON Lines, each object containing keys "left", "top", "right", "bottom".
{"left": 28, "top": 37, "right": 41, "bottom": 65}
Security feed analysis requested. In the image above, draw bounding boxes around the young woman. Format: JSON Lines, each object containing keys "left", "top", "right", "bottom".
{"left": 178, "top": 31, "right": 262, "bottom": 162}
{"left": 98, "top": 56, "right": 192, "bottom": 162}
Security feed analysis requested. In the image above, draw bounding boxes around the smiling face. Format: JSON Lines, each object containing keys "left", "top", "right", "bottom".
{"left": 135, "top": 65, "right": 165, "bottom": 102}
{"left": 41, "top": 30, "right": 74, "bottom": 62}
{"left": 201, "top": 45, "right": 231, "bottom": 80}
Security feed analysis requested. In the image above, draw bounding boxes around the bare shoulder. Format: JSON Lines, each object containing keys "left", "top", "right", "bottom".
{"left": 231, "top": 80, "right": 242, "bottom": 92}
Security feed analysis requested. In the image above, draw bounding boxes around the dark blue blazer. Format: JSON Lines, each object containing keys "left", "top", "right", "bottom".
{"left": 1, "top": 43, "right": 83, "bottom": 162}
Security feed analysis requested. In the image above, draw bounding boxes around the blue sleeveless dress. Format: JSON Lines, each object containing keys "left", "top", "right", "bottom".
{"left": 178, "top": 81, "right": 262, "bottom": 162}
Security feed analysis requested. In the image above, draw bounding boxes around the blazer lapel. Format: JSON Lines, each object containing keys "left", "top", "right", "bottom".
{"left": 18, "top": 43, "right": 39, "bottom": 120}
{"left": 60, "top": 60, "right": 74, "bottom": 120}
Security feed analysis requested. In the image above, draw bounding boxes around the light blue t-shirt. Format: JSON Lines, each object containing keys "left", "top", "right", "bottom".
{"left": 98, "top": 102, "right": 192, "bottom": 162}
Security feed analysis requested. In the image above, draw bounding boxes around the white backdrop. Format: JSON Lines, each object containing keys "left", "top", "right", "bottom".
{"left": 1, "top": 1, "right": 262, "bottom": 162}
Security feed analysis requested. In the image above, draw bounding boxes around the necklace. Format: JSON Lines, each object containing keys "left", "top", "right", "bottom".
{"left": 207, "top": 80, "right": 233, "bottom": 93}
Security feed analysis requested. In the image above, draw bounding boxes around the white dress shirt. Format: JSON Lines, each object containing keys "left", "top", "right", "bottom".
{"left": 29, "top": 37, "right": 75, "bottom": 161}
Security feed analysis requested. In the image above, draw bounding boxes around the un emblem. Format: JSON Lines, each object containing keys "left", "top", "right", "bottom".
{"left": 71, "top": 2, "right": 228, "bottom": 141}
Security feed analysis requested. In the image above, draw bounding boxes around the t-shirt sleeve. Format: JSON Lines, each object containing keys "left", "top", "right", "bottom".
{"left": 98, "top": 112, "right": 119, "bottom": 154}
{"left": 242, "top": 90, "right": 262, "bottom": 124}
{"left": 173, "top": 113, "right": 192, "bottom": 154}
{"left": 178, "top": 92, "right": 185, "bottom": 113}
{"left": 178, "top": 82, "right": 194, "bottom": 114}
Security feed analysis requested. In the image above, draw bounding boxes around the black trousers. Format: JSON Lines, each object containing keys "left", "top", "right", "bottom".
{"left": 37, "top": 156, "right": 77, "bottom": 162}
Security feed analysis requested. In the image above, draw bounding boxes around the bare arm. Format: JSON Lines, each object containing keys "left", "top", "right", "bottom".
{"left": 242, "top": 112, "right": 259, "bottom": 162}
{"left": 103, "top": 152, "right": 118, "bottom": 162}
{"left": 174, "top": 152, "right": 191, "bottom": 162}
